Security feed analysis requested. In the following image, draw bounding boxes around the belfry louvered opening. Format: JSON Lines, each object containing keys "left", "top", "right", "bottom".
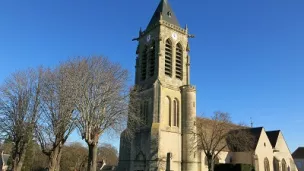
{"left": 141, "top": 46, "right": 148, "bottom": 80}
{"left": 176, "top": 43, "right": 183, "bottom": 80}
{"left": 165, "top": 39, "right": 172, "bottom": 77}
{"left": 149, "top": 41, "right": 156, "bottom": 77}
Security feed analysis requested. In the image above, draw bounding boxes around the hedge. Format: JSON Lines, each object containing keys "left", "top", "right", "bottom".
{"left": 214, "top": 163, "right": 255, "bottom": 171}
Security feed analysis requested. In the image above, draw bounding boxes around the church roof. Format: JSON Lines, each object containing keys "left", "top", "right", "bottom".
{"left": 266, "top": 130, "right": 280, "bottom": 148}
{"left": 146, "top": 0, "right": 180, "bottom": 30}
{"left": 227, "top": 127, "right": 263, "bottom": 151}
{"left": 293, "top": 147, "right": 304, "bottom": 159}
{"left": 246, "top": 127, "right": 263, "bottom": 150}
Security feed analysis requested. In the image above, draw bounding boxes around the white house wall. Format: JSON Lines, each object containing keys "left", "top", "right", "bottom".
{"left": 199, "top": 151, "right": 231, "bottom": 171}
{"left": 274, "top": 132, "right": 298, "bottom": 171}
{"left": 254, "top": 128, "right": 274, "bottom": 171}
{"left": 294, "top": 159, "right": 304, "bottom": 171}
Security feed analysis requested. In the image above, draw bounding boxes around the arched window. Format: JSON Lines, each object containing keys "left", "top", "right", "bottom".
{"left": 264, "top": 158, "right": 270, "bottom": 171}
{"left": 166, "top": 96, "right": 172, "bottom": 126}
{"left": 176, "top": 43, "right": 183, "bottom": 80}
{"left": 282, "top": 159, "right": 287, "bottom": 171}
{"left": 135, "top": 151, "right": 146, "bottom": 171}
{"left": 149, "top": 41, "right": 156, "bottom": 77}
{"left": 273, "top": 158, "right": 280, "bottom": 171}
{"left": 165, "top": 39, "right": 172, "bottom": 77}
{"left": 141, "top": 46, "right": 148, "bottom": 80}
{"left": 173, "top": 99, "right": 179, "bottom": 127}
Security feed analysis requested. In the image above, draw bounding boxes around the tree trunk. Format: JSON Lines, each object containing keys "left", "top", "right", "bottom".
{"left": 207, "top": 157, "right": 214, "bottom": 171}
{"left": 12, "top": 142, "right": 28, "bottom": 171}
{"left": 87, "top": 144, "right": 98, "bottom": 171}
{"left": 12, "top": 151, "right": 27, "bottom": 171}
{"left": 48, "top": 145, "right": 63, "bottom": 171}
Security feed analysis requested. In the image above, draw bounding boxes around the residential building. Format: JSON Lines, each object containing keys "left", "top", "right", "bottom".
{"left": 293, "top": 147, "right": 304, "bottom": 171}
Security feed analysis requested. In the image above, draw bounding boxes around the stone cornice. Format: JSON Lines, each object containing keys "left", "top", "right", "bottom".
{"left": 180, "top": 85, "right": 196, "bottom": 92}
{"left": 141, "top": 20, "right": 187, "bottom": 39}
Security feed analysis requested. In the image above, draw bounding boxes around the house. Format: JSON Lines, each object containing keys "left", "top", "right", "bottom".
{"left": 199, "top": 126, "right": 297, "bottom": 171}
{"left": 98, "top": 160, "right": 116, "bottom": 171}
{"left": 293, "top": 147, "right": 304, "bottom": 171}
{"left": 0, "top": 151, "right": 9, "bottom": 171}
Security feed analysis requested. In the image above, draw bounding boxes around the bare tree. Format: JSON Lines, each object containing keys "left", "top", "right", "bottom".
{"left": 69, "top": 57, "right": 132, "bottom": 171}
{"left": 195, "top": 112, "right": 254, "bottom": 171}
{"left": 97, "top": 143, "right": 118, "bottom": 166}
{"left": 60, "top": 142, "right": 88, "bottom": 171}
{"left": 36, "top": 63, "right": 77, "bottom": 171}
{"left": 0, "top": 69, "right": 42, "bottom": 171}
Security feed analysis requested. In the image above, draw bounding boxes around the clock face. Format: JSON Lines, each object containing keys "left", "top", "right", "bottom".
{"left": 146, "top": 35, "right": 151, "bottom": 42}
{"left": 172, "top": 33, "right": 178, "bottom": 40}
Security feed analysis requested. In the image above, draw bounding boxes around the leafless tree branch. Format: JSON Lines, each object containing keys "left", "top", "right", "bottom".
{"left": 0, "top": 68, "right": 42, "bottom": 171}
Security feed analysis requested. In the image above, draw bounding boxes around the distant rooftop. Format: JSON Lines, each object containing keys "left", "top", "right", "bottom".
{"left": 293, "top": 147, "right": 304, "bottom": 158}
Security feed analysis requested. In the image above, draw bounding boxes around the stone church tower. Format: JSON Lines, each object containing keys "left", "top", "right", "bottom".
{"left": 118, "top": 0, "right": 198, "bottom": 170}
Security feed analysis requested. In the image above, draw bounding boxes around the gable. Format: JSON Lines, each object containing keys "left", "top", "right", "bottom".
{"left": 266, "top": 130, "right": 280, "bottom": 148}
{"left": 255, "top": 128, "right": 273, "bottom": 154}
{"left": 274, "top": 131, "right": 293, "bottom": 154}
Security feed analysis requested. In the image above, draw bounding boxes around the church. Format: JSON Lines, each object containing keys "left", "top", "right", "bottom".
{"left": 117, "top": 0, "right": 297, "bottom": 171}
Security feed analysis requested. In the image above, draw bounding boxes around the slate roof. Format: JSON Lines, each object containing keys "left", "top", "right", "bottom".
{"left": 227, "top": 127, "right": 263, "bottom": 151}
{"left": 266, "top": 130, "right": 280, "bottom": 148}
{"left": 246, "top": 127, "right": 263, "bottom": 150}
{"left": 147, "top": 0, "right": 180, "bottom": 30}
{"left": 196, "top": 117, "right": 262, "bottom": 152}
{"left": 292, "top": 147, "right": 304, "bottom": 159}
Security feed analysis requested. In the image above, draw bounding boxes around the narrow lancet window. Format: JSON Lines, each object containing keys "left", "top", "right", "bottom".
{"left": 166, "top": 96, "right": 172, "bottom": 126}
{"left": 165, "top": 39, "right": 172, "bottom": 77}
{"left": 176, "top": 43, "right": 183, "bottom": 80}
{"left": 264, "top": 158, "right": 270, "bottom": 171}
{"left": 282, "top": 159, "right": 287, "bottom": 171}
{"left": 149, "top": 41, "right": 156, "bottom": 77}
{"left": 141, "top": 46, "right": 148, "bottom": 80}
{"left": 173, "top": 99, "right": 179, "bottom": 127}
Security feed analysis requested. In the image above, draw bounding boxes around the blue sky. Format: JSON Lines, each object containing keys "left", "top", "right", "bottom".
{"left": 0, "top": 0, "right": 303, "bottom": 152}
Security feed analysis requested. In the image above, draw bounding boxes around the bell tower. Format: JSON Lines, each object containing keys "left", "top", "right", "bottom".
{"left": 134, "top": 0, "right": 190, "bottom": 89}
{"left": 118, "top": 0, "right": 198, "bottom": 171}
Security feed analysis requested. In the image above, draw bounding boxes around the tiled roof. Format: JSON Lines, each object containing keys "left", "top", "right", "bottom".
{"left": 293, "top": 147, "right": 304, "bottom": 158}
{"left": 266, "top": 130, "right": 280, "bottom": 148}
{"left": 196, "top": 117, "right": 264, "bottom": 152}
{"left": 227, "top": 127, "right": 263, "bottom": 151}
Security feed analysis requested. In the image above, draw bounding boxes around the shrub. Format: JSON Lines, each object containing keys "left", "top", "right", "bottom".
{"left": 215, "top": 163, "right": 255, "bottom": 171}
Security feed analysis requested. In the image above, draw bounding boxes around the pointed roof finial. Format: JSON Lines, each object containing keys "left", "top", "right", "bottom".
{"left": 146, "top": 0, "right": 180, "bottom": 29}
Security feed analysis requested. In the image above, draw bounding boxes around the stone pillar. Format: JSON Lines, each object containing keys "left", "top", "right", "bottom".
{"left": 181, "top": 85, "right": 198, "bottom": 171}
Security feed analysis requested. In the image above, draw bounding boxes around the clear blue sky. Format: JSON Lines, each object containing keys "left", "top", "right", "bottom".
{"left": 0, "top": 0, "right": 303, "bottom": 152}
